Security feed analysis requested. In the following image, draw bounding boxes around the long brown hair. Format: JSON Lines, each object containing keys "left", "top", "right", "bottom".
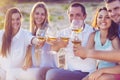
{"left": 92, "top": 7, "right": 118, "bottom": 40}
{"left": 30, "top": 2, "right": 49, "bottom": 36}
{"left": 1, "top": 7, "right": 22, "bottom": 57}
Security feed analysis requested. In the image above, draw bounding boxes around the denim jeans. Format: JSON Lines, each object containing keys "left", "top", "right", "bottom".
{"left": 46, "top": 68, "right": 89, "bottom": 80}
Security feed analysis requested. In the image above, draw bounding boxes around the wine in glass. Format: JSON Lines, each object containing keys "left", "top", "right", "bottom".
{"left": 36, "top": 28, "right": 46, "bottom": 41}
{"left": 71, "top": 20, "right": 84, "bottom": 33}
{"left": 46, "top": 27, "right": 58, "bottom": 45}
{"left": 35, "top": 28, "right": 46, "bottom": 67}
{"left": 71, "top": 31, "right": 82, "bottom": 45}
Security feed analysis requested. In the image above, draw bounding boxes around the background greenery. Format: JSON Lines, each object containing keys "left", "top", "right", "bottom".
{"left": 0, "top": 0, "right": 104, "bottom": 30}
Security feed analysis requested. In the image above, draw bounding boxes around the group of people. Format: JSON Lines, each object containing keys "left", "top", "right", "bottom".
{"left": 0, "top": 0, "right": 120, "bottom": 80}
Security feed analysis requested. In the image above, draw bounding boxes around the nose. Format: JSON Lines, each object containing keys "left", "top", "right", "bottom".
{"left": 72, "top": 15, "right": 78, "bottom": 20}
{"left": 38, "top": 14, "right": 42, "bottom": 18}
{"left": 101, "top": 17, "right": 106, "bottom": 21}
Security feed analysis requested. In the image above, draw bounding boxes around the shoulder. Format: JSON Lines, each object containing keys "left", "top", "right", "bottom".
{"left": 20, "top": 28, "right": 31, "bottom": 34}
{"left": 0, "top": 30, "right": 4, "bottom": 34}
{"left": 89, "top": 32, "right": 96, "bottom": 38}
{"left": 84, "top": 24, "right": 94, "bottom": 32}
{"left": 111, "top": 36, "right": 120, "bottom": 49}
{"left": 0, "top": 30, "right": 4, "bottom": 37}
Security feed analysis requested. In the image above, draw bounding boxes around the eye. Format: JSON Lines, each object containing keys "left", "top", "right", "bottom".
{"left": 69, "top": 14, "right": 73, "bottom": 17}
{"left": 105, "top": 16, "right": 110, "bottom": 19}
{"left": 35, "top": 12, "right": 39, "bottom": 15}
{"left": 98, "top": 16, "right": 102, "bottom": 19}
{"left": 114, "top": 7, "right": 120, "bottom": 11}
{"left": 76, "top": 14, "right": 81, "bottom": 17}
{"left": 107, "top": 9, "right": 112, "bottom": 13}
{"left": 17, "top": 17, "right": 20, "bottom": 21}
{"left": 41, "top": 13, "right": 45, "bottom": 16}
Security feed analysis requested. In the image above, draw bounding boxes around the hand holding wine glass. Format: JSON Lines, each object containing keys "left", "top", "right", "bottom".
{"left": 36, "top": 28, "right": 46, "bottom": 41}
{"left": 35, "top": 28, "right": 46, "bottom": 67}
{"left": 71, "top": 19, "right": 84, "bottom": 46}
{"left": 71, "top": 32, "right": 81, "bottom": 46}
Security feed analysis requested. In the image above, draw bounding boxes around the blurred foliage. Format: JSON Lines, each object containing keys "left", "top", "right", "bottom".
{"left": 0, "top": 16, "right": 4, "bottom": 29}
{"left": 58, "top": 16, "right": 64, "bottom": 20}
{"left": 62, "top": 4, "right": 69, "bottom": 10}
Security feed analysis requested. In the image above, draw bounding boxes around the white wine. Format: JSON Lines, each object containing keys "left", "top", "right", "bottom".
{"left": 38, "top": 37, "right": 45, "bottom": 41}
{"left": 47, "top": 37, "right": 57, "bottom": 41}
{"left": 47, "top": 37, "right": 57, "bottom": 45}
{"left": 72, "top": 28, "right": 83, "bottom": 33}
{"left": 60, "top": 37, "right": 69, "bottom": 42}
{"left": 72, "top": 40, "right": 81, "bottom": 45}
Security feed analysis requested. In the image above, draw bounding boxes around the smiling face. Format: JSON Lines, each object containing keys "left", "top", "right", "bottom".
{"left": 68, "top": 7, "right": 86, "bottom": 23}
{"left": 11, "top": 12, "right": 21, "bottom": 32}
{"left": 34, "top": 7, "right": 46, "bottom": 28}
{"left": 106, "top": 0, "right": 120, "bottom": 24}
{"left": 97, "top": 10, "right": 112, "bottom": 30}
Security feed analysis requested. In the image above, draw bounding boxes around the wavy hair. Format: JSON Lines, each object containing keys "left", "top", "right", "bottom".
{"left": 92, "top": 7, "right": 119, "bottom": 40}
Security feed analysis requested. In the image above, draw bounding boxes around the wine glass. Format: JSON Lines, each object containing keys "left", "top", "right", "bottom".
{"left": 35, "top": 28, "right": 46, "bottom": 67}
{"left": 36, "top": 28, "right": 46, "bottom": 42}
{"left": 71, "top": 19, "right": 84, "bottom": 33}
{"left": 46, "top": 27, "right": 58, "bottom": 45}
{"left": 71, "top": 20, "right": 84, "bottom": 45}
{"left": 71, "top": 32, "right": 82, "bottom": 45}
{"left": 57, "top": 29, "right": 71, "bottom": 69}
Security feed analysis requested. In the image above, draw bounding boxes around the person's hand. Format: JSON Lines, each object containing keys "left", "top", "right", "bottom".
{"left": 73, "top": 45, "right": 87, "bottom": 59}
{"left": 51, "top": 38, "right": 69, "bottom": 52}
{"left": 22, "top": 66, "right": 29, "bottom": 70}
{"left": 88, "top": 70, "right": 103, "bottom": 80}
{"left": 32, "top": 37, "right": 45, "bottom": 48}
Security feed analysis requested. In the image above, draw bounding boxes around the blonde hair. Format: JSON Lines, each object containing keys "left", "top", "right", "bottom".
{"left": 30, "top": 2, "right": 49, "bottom": 36}
{"left": 1, "top": 7, "right": 22, "bottom": 57}
{"left": 25, "top": 2, "right": 50, "bottom": 67}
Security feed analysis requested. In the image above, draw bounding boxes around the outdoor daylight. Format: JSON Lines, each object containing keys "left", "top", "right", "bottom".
{"left": 0, "top": 0, "right": 120, "bottom": 80}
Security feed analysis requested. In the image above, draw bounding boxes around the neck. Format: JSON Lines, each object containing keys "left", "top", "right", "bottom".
{"left": 100, "top": 30, "right": 108, "bottom": 38}
{"left": 36, "top": 24, "right": 42, "bottom": 29}
{"left": 12, "top": 27, "right": 20, "bottom": 37}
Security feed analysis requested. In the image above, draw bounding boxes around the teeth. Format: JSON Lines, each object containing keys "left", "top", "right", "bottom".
{"left": 101, "top": 23, "right": 106, "bottom": 25}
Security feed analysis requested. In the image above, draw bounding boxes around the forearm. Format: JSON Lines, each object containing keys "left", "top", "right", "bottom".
{"left": 87, "top": 49, "right": 120, "bottom": 62}
{"left": 100, "top": 65, "right": 120, "bottom": 74}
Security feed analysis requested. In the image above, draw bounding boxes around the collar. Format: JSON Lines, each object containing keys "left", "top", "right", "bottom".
{"left": 13, "top": 28, "right": 22, "bottom": 39}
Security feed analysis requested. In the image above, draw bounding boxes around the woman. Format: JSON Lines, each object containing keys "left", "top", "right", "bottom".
{"left": 20, "top": 2, "right": 57, "bottom": 80}
{"left": 83, "top": 7, "right": 120, "bottom": 80}
{"left": 0, "top": 7, "right": 40, "bottom": 80}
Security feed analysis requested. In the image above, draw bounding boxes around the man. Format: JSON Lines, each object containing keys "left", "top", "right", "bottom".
{"left": 45, "top": 2, "right": 96, "bottom": 80}
{"left": 73, "top": 0, "right": 120, "bottom": 80}
{"left": 74, "top": 0, "right": 120, "bottom": 64}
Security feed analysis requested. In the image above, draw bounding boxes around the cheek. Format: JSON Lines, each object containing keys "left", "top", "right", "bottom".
{"left": 107, "top": 20, "right": 112, "bottom": 27}
{"left": 96, "top": 20, "right": 100, "bottom": 26}
{"left": 42, "top": 16, "right": 46, "bottom": 22}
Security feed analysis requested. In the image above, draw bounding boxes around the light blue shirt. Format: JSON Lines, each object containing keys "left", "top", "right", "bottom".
{"left": 94, "top": 31, "right": 117, "bottom": 69}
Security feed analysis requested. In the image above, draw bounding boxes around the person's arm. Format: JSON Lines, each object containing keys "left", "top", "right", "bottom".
{"left": 86, "top": 32, "right": 95, "bottom": 49}
{"left": 99, "top": 65, "right": 120, "bottom": 74}
{"left": 112, "top": 37, "right": 120, "bottom": 50}
{"left": 88, "top": 65, "right": 120, "bottom": 80}
{"left": 87, "top": 36, "right": 120, "bottom": 62}
{"left": 73, "top": 46, "right": 120, "bottom": 62}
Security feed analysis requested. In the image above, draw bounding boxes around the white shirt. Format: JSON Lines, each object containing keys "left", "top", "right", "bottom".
{"left": 60, "top": 24, "right": 96, "bottom": 73}
{"left": 0, "top": 28, "right": 34, "bottom": 70}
